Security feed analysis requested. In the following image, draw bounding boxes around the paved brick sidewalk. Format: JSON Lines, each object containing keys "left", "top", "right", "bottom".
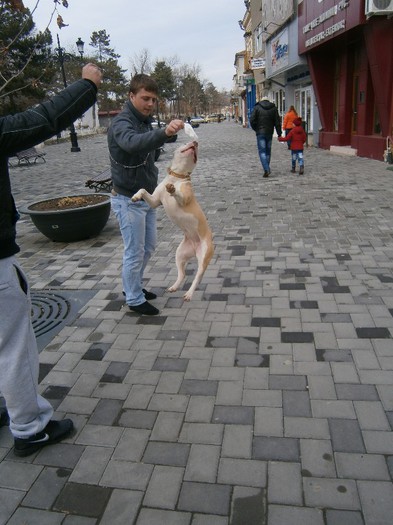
{"left": 1, "top": 122, "right": 393, "bottom": 524}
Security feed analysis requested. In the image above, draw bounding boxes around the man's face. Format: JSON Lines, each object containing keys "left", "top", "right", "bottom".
{"left": 130, "top": 88, "right": 157, "bottom": 116}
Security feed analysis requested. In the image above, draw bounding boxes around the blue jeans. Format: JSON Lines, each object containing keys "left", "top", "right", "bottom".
{"left": 291, "top": 150, "right": 304, "bottom": 168}
{"left": 256, "top": 134, "right": 272, "bottom": 173}
{"left": 111, "top": 194, "right": 157, "bottom": 306}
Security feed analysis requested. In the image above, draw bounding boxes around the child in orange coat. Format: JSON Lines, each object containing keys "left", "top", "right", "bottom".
{"left": 278, "top": 117, "right": 307, "bottom": 174}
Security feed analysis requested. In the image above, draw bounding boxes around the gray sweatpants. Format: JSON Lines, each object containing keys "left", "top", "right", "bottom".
{"left": 0, "top": 256, "right": 53, "bottom": 438}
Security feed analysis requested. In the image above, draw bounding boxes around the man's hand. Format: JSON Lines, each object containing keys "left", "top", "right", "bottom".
{"left": 82, "top": 63, "right": 103, "bottom": 88}
{"left": 165, "top": 119, "right": 184, "bottom": 137}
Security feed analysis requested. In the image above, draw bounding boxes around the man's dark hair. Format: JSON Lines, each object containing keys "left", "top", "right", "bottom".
{"left": 129, "top": 74, "right": 158, "bottom": 95}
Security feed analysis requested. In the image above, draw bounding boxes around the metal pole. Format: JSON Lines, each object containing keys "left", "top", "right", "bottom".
{"left": 57, "top": 34, "right": 80, "bottom": 152}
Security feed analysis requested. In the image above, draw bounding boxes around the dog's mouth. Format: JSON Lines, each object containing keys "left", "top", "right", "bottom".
{"left": 180, "top": 141, "right": 198, "bottom": 163}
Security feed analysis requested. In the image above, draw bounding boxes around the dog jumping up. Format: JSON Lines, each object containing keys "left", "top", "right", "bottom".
{"left": 131, "top": 140, "right": 214, "bottom": 301}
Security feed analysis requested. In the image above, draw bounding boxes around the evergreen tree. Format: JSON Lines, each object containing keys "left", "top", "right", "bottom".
{"left": 88, "top": 29, "right": 128, "bottom": 111}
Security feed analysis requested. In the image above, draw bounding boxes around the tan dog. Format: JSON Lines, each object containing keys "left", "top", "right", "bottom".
{"left": 131, "top": 141, "right": 213, "bottom": 301}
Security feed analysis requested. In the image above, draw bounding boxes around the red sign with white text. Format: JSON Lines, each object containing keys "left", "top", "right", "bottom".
{"left": 298, "top": 0, "right": 366, "bottom": 54}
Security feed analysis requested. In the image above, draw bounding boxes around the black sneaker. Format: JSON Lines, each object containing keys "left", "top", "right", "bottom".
{"left": 128, "top": 301, "right": 159, "bottom": 315}
{"left": 0, "top": 407, "right": 9, "bottom": 427}
{"left": 14, "top": 419, "right": 74, "bottom": 457}
{"left": 142, "top": 288, "right": 157, "bottom": 300}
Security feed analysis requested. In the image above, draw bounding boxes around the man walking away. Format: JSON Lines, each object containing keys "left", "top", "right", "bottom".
{"left": 250, "top": 95, "right": 282, "bottom": 178}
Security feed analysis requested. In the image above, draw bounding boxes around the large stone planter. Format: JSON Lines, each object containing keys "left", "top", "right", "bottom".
{"left": 20, "top": 193, "right": 111, "bottom": 242}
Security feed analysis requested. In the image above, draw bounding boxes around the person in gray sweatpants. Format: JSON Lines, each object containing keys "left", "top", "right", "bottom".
{"left": 0, "top": 63, "right": 102, "bottom": 456}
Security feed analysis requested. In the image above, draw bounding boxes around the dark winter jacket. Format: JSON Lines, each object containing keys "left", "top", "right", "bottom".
{"left": 250, "top": 99, "right": 282, "bottom": 137}
{"left": 278, "top": 124, "right": 307, "bottom": 151}
{"left": 0, "top": 79, "right": 97, "bottom": 260}
{"left": 107, "top": 100, "right": 169, "bottom": 198}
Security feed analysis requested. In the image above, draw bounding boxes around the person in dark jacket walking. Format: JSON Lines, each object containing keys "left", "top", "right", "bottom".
{"left": 250, "top": 96, "right": 282, "bottom": 177}
{"left": 0, "top": 64, "right": 102, "bottom": 457}
{"left": 278, "top": 116, "right": 307, "bottom": 174}
{"left": 108, "top": 74, "right": 183, "bottom": 316}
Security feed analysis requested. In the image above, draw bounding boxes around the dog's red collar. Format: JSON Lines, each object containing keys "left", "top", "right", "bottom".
{"left": 167, "top": 168, "right": 191, "bottom": 180}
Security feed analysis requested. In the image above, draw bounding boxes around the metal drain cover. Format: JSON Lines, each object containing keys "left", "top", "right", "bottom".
{"left": 31, "top": 289, "right": 97, "bottom": 351}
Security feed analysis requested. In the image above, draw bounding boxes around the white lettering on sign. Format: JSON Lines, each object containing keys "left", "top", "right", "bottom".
{"left": 305, "top": 19, "right": 346, "bottom": 47}
{"left": 303, "top": 0, "right": 349, "bottom": 34}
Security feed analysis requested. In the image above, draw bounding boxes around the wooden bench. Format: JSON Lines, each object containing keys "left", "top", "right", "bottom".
{"left": 12, "top": 147, "right": 47, "bottom": 166}
{"left": 85, "top": 167, "right": 112, "bottom": 193}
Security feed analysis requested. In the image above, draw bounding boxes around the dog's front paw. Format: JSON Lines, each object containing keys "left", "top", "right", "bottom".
{"left": 165, "top": 183, "right": 175, "bottom": 195}
{"left": 131, "top": 191, "right": 142, "bottom": 202}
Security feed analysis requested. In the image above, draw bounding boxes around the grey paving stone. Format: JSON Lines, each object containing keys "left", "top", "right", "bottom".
{"left": 325, "top": 510, "right": 364, "bottom": 525}
{"left": 335, "top": 452, "right": 390, "bottom": 480}
{"left": 254, "top": 407, "right": 284, "bottom": 436}
{"left": 117, "top": 408, "right": 157, "bottom": 429}
{"left": 88, "top": 398, "right": 123, "bottom": 425}
{"left": 100, "top": 460, "right": 153, "bottom": 490}
{"left": 284, "top": 416, "right": 330, "bottom": 439}
{"left": 53, "top": 482, "right": 112, "bottom": 518}
{"left": 303, "top": 477, "right": 360, "bottom": 510}
{"left": 113, "top": 428, "right": 150, "bottom": 462}
{"left": 0, "top": 460, "right": 42, "bottom": 490}
{"left": 329, "top": 418, "right": 365, "bottom": 453}
{"left": 268, "top": 504, "right": 324, "bottom": 525}
{"left": 212, "top": 405, "right": 254, "bottom": 425}
{"left": 253, "top": 436, "right": 300, "bottom": 461}
{"left": 136, "top": 508, "right": 191, "bottom": 525}
{"left": 192, "top": 515, "right": 228, "bottom": 525}
{"left": 22, "top": 466, "right": 70, "bottom": 509}
{"left": 99, "top": 489, "right": 143, "bottom": 525}
{"left": 336, "top": 383, "right": 379, "bottom": 401}
{"left": 217, "top": 457, "right": 267, "bottom": 487}
{"left": 269, "top": 374, "right": 307, "bottom": 390}
{"left": 230, "top": 486, "right": 265, "bottom": 525}
{"left": 185, "top": 396, "right": 215, "bottom": 422}
{"left": 179, "top": 379, "right": 218, "bottom": 395}
{"left": 143, "top": 441, "right": 190, "bottom": 466}
{"left": 69, "top": 446, "right": 113, "bottom": 485}
{"left": 143, "top": 465, "right": 184, "bottom": 510}
{"left": 283, "top": 390, "right": 311, "bottom": 417}
{"left": 300, "top": 439, "right": 336, "bottom": 477}
{"left": 6, "top": 507, "right": 65, "bottom": 525}
{"left": 178, "top": 481, "right": 231, "bottom": 516}
{"left": 268, "top": 462, "right": 302, "bottom": 505}
{"left": 0, "top": 488, "right": 24, "bottom": 525}
{"left": 184, "top": 444, "right": 220, "bottom": 483}
{"left": 63, "top": 516, "right": 97, "bottom": 525}
{"left": 179, "top": 422, "right": 224, "bottom": 445}
{"left": 358, "top": 481, "right": 393, "bottom": 525}
{"left": 362, "top": 431, "right": 393, "bottom": 454}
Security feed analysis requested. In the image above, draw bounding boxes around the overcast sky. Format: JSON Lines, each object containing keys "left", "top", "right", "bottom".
{"left": 23, "top": 0, "right": 246, "bottom": 91}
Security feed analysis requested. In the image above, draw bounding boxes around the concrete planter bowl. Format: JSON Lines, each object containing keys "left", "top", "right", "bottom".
{"left": 20, "top": 193, "right": 111, "bottom": 242}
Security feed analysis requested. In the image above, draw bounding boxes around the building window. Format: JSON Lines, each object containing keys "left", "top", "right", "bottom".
{"left": 254, "top": 24, "right": 263, "bottom": 54}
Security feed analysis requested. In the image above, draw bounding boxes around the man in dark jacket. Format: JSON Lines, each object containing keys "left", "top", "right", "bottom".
{"left": 108, "top": 74, "right": 183, "bottom": 316}
{"left": 250, "top": 96, "right": 282, "bottom": 177}
{"left": 0, "top": 64, "right": 102, "bottom": 457}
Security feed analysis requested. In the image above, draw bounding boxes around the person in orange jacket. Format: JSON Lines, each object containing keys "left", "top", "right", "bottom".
{"left": 282, "top": 105, "right": 298, "bottom": 150}
{"left": 278, "top": 116, "right": 307, "bottom": 174}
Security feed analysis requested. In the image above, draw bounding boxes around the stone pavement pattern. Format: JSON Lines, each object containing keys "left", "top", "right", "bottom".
{"left": 1, "top": 122, "right": 393, "bottom": 524}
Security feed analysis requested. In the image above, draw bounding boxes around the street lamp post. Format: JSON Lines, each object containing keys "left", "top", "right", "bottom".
{"left": 56, "top": 34, "right": 84, "bottom": 152}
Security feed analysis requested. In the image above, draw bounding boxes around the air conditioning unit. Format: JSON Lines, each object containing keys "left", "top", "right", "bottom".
{"left": 365, "top": 0, "right": 393, "bottom": 16}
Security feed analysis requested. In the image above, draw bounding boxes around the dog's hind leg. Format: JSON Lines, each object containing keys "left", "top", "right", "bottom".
{"left": 167, "top": 238, "right": 195, "bottom": 294}
{"left": 183, "top": 239, "right": 214, "bottom": 301}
